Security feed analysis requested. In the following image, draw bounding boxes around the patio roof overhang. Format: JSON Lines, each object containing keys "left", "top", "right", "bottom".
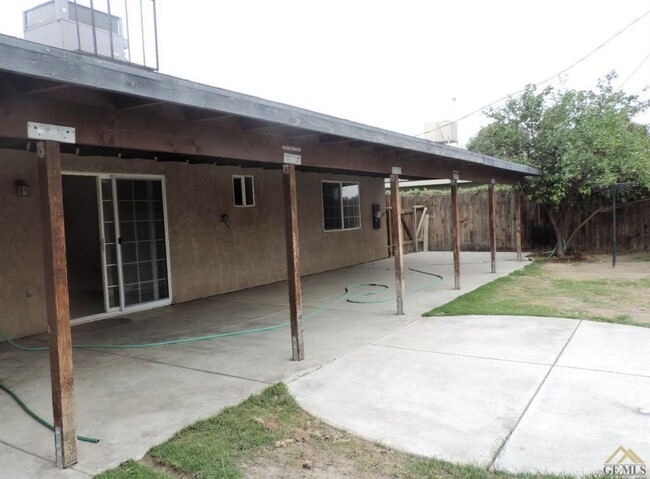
{"left": 0, "top": 34, "right": 540, "bottom": 184}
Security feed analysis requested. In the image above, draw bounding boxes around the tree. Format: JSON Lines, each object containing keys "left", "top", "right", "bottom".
{"left": 467, "top": 74, "right": 650, "bottom": 256}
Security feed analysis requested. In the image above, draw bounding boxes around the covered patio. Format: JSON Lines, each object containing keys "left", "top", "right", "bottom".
{"left": 0, "top": 252, "right": 526, "bottom": 478}
{"left": 0, "top": 33, "right": 540, "bottom": 472}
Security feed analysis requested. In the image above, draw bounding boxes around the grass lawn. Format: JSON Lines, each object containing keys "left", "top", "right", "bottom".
{"left": 426, "top": 254, "right": 650, "bottom": 327}
{"left": 96, "top": 383, "right": 608, "bottom": 479}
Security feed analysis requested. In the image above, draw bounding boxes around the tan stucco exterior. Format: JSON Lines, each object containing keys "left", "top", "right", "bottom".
{"left": 0, "top": 150, "right": 387, "bottom": 338}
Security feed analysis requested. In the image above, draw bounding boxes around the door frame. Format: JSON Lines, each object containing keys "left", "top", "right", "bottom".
{"left": 62, "top": 171, "right": 173, "bottom": 325}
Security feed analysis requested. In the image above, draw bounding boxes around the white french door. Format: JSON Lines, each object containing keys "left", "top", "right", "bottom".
{"left": 64, "top": 173, "right": 172, "bottom": 324}
{"left": 100, "top": 176, "right": 172, "bottom": 313}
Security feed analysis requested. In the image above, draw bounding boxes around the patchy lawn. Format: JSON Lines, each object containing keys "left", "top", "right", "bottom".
{"left": 426, "top": 253, "right": 650, "bottom": 326}
{"left": 96, "top": 383, "right": 609, "bottom": 479}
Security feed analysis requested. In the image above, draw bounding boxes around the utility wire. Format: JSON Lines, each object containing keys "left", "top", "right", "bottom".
{"left": 417, "top": 9, "right": 650, "bottom": 138}
{"left": 617, "top": 50, "right": 650, "bottom": 91}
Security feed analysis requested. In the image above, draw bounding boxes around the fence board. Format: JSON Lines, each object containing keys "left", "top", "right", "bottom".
{"left": 392, "top": 191, "right": 650, "bottom": 252}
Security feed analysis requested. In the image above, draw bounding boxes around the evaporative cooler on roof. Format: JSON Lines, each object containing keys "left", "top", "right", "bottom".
{"left": 22, "top": 0, "right": 159, "bottom": 70}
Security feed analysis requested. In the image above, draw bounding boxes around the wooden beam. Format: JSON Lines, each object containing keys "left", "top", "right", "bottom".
{"left": 0, "top": 94, "right": 528, "bottom": 184}
{"left": 0, "top": 39, "right": 539, "bottom": 179}
{"left": 416, "top": 207, "right": 428, "bottom": 250}
{"left": 113, "top": 96, "right": 167, "bottom": 111}
{"left": 416, "top": 207, "right": 428, "bottom": 237}
{"left": 37, "top": 140, "right": 78, "bottom": 468}
{"left": 348, "top": 140, "right": 374, "bottom": 149}
{"left": 240, "top": 117, "right": 280, "bottom": 132}
{"left": 282, "top": 126, "right": 319, "bottom": 138}
{"left": 515, "top": 185, "right": 523, "bottom": 262}
{"left": 283, "top": 163, "right": 304, "bottom": 361}
{"left": 25, "top": 84, "right": 71, "bottom": 96}
{"left": 390, "top": 173, "right": 405, "bottom": 315}
{"left": 184, "top": 108, "right": 234, "bottom": 123}
{"left": 373, "top": 145, "right": 400, "bottom": 153}
{"left": 318, "top": 134, "right": 351, "bottom": 144}
{"left": 488, "top": 179, "right": 497, "bottom": 273}
{"left": 451, "top": 172, "right": 461, "bottom": 290}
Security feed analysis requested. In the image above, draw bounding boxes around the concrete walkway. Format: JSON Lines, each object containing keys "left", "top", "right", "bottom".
{"left": 2, "top": 252, "right": 647, "bottom": 477}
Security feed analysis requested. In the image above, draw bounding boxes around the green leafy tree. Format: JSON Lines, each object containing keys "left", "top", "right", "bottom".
{"left": 467, "top": 74, "right": 650, "bottom": 255}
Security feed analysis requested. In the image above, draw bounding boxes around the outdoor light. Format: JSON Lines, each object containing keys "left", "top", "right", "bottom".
{"left": 14, "top": 179, "right": 30, "bottom": 197}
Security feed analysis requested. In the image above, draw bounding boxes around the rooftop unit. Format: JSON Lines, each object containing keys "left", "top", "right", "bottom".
{"left": 424, "top": 121, "right": 458, "bottom": 144}
{"left": 23, "top": 0, "right": 158, "bottom": 69}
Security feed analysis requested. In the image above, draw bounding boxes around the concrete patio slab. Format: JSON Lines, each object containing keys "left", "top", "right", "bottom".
{"left": 1, "top": 252, "right": 521, "bottom": 477}
{"left": 289, "top": 343, "right": 550, "bottom": 465}
{"left": 91, "top": 309, "right": 413, "bottom": 384}
{"left": 373, "top": 315, "right": 579, "bottom": 364}
{"left": 6, "top": 247, "right": 649, "bottom": 478}
{"left": 0, "top": 443, "right": 89, "bottom": 479}
{"left": 493, "top": 366, "right": 650, "bottom": 475}
{"left": 557, "top": 320, "right": 650, "bottom": 377}
{"left": 289, "top": 315, "right": 650, "bottom": 475}
{"left": 1, "top": 347, "right": 265, "bottom": 475}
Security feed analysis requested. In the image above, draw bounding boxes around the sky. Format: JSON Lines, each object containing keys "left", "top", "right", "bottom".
{"left": 2, "top": 0, "right": 649, "bottom": 147}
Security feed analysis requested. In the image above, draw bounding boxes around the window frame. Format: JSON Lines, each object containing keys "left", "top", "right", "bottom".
{"left": 321, "top": 180, "right": 361, "bottom": 232}
{"left": 232, "top": 175, "right": 255, "bottom": 207}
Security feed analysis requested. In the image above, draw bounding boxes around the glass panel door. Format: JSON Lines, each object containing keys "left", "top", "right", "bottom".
{"left": 101, "top": 179, "right": 121, "bottom": 310}
{"left": 114, "top": 178, "right": 170, "bottom": 308}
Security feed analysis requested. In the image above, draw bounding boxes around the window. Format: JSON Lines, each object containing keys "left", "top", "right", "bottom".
{"left": 322, "top": 181, "right": 360, "bottom": 230}
{"left": 233, "top": 175, "right": 254, "bottom": 207}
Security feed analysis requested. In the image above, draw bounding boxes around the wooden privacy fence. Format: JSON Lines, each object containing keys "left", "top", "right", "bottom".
{"left": 388, "top": 191, "right": 650, "bottom": 253}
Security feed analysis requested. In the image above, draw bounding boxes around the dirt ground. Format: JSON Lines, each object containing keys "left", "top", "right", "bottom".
{"left": 545, "top": 253, "right": 650, "bottom": 280}
{"left": 541, "top": 253, "right": 650, "bottom": 325}
{"left": 243, "top": 417, "right": 411, "bottom": 479}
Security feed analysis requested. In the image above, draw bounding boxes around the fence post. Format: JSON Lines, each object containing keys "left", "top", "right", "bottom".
{"left": 489, "top": 179, "right": 497, "bottom": 273}
{"left": 451, "top": 172, "right": 461, "bottom": 290}
{"left": 515, "top": 185, "right": 522, "bottom": 262}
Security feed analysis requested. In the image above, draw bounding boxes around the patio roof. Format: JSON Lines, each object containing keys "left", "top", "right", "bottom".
{"left": 0, "top": 34, "right": 539, "bottom": 182}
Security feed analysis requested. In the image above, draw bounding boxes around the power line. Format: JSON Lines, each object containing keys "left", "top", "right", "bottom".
{"left": 417, "top": 9, "right": 650, "bottom": 138}
{"left": 617, "top": 50, "right": 650, "bottom": 91}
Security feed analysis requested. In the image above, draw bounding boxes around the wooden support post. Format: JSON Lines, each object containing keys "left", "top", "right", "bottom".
{"left": 283, "top": 164, "right": 304, "bottom": 361}
{"left": 451, "top": 173, "right": 461, "bottom": 290}
{"left": 390, "top": 171, "right": 405, "bottom": 315}
{"left": 386, "top": 205, "right": 393, "bottom": 256}
{"left": 37, "top": 140, "right": 78, "bottom": 468}
{"left": 515, "top": 186, "right": 523, "bottom": 262}
{"left": 488, "top": 179, "right": 497, "bottom": 273}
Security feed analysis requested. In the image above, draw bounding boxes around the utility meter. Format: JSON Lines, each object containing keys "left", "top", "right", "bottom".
{"left": 372, "top": 204, "right": 381, "bottom": 229}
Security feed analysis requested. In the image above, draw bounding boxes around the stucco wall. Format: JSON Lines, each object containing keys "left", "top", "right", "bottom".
{"left": 0, "top": 150, "right": 387, "bottom": 338}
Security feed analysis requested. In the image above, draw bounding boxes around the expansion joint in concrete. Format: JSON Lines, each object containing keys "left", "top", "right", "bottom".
{"left": 89, "top": 348, "right": 273, "bottom": 385}
{"left": 486, "top": 320, "right": 584, "bottom": 471}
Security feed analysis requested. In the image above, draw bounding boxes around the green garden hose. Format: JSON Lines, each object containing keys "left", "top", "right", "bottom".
{"left": 0, "top": 383, "right": 99, "bottom": 443}
{"left": 0, "top": 268, "right": 443, "bottom": 351}
{"left": 0, "top": 267, "right": 443, "bottom": 441}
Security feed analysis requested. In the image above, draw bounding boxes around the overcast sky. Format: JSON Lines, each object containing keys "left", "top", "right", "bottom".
{"left": 2, "top": 1, "right": 649, "bottom": 146}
